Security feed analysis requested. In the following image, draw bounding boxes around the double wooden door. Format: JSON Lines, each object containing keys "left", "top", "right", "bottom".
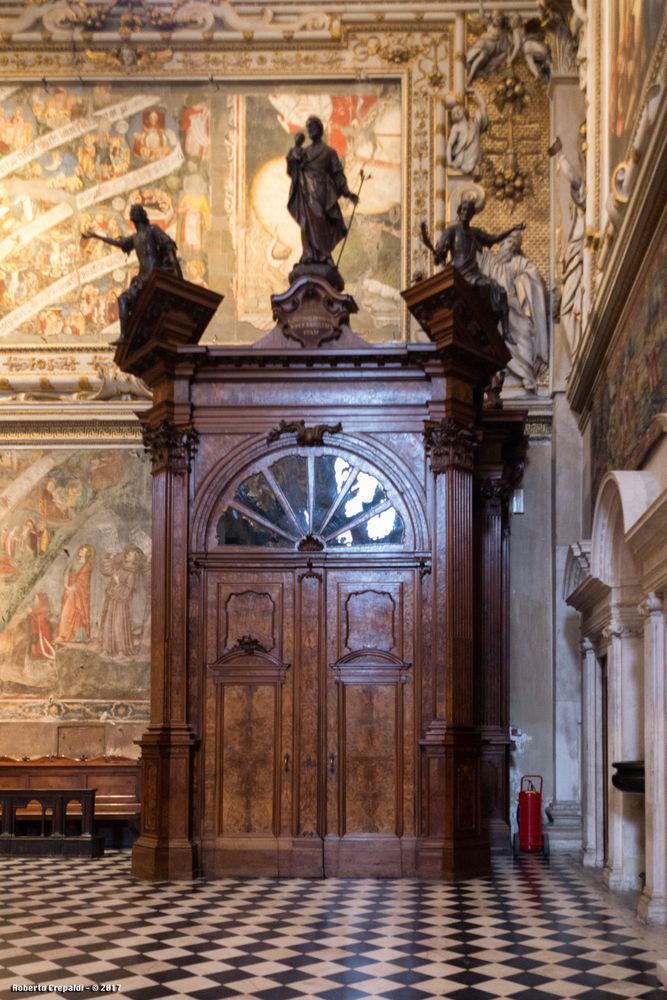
{"left": 202, "top": 562, "right": 418, "bottom": 876}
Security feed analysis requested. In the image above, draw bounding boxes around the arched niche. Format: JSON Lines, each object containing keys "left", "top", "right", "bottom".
{"left": 591, "top": 471, "right": 660, "bottom": 586}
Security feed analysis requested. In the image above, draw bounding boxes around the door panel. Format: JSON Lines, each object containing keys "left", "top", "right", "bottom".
{"left": 325, "top": 568, "right": 416, "bottom": 876}
{"left": 343, "top": 683, "right": 398, "bottom": 834}
{"left": 203, "top": 570, "right": 295, "bottom": 876}
{"left": 219, "top": 683, "right": 278, "bottom": 835}
{"left": 203, "top": 564, "right": 418, "bottom": 877}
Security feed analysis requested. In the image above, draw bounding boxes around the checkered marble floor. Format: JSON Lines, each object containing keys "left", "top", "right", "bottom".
{"left": 0, "top": 852, "right": 664, "bottom": 999}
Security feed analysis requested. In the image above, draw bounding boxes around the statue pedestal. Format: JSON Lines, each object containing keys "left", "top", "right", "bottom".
{"left": 403, "top": 266, "right": 512, "bottom": 879}
{"left": 288, "top": 260, "right": 345, "bottom": 293}
{"left": 259, "top": 275, "right": 365, "bottom": 350}
{"left": 114, "top": 270, "right": 223, "bottom": 380}
{"left": 117, "top": 270, "right": 222, "bottom": 881}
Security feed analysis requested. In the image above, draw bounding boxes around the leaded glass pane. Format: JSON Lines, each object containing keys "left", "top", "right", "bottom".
{"left": 324, "top": 470, "right": 387, "bottom": 538}
{"left": 235, "top": 471, "right": 294, "bottom": 536}
{"left": 270, "top": 455, "right": 309, "bottom": 532}
{"left": 329, "top": 507, "right": 404, "bottom": 546}
{"left": 217, "top": 508, "right": 291, "bottom": 547}
{"left": 313, "top": 455, "right": 353, "bottom": 526}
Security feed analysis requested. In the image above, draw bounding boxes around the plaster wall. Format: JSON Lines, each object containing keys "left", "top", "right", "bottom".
{"left": 509, "top": 437, "right": 554, "bottom": 812}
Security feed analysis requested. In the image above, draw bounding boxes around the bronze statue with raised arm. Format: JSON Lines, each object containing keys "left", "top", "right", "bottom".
{"left": 83, "top": 203, "right": 182, "bottom": 341}
{"left": 421, "top": 198, "right": 525, "bottom": 342}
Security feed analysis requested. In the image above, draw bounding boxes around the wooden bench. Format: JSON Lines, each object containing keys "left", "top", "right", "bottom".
{"left": 0, "top": 788, "right": 104, "bottom": 856}
{"left": 0, "top": 756, "right": 141, "bottom": 844}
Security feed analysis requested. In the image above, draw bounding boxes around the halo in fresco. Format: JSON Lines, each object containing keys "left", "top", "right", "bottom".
{"left": 0, "top": 84, "right": 211, "bottom": 344}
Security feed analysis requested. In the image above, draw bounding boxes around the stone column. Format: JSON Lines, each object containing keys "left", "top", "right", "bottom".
{"left": 581, "top": 637, "right": 603, "bottom": 866}
{"left": 131, "top": 420, "right": 199, "bottom": 880}
{"left": 638, "top": 593, "right": 667, "bottom": 924}
{"left": 602, "top": 618, "right": 645, "bottom": 892}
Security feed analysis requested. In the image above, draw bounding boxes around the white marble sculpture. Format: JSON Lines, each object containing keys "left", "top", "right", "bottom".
{"left": 479, "top": 232, "right": 549, "bottom": 391}
{"left": 509, "top": 15, "right": 551, "bottom": 82}
{"left": 445, "top": 88, "right": 488, "bottom": 175}
{"left": 466, "top": 12, "right": 511, "bottom": 85}
{"left": 550, "top": 139, "right": 586, "bottom": 354}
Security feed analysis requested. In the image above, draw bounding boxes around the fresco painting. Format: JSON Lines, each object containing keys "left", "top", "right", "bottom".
{"left": 590, "top": 220, "right": 667, "bottom": 496}
{"left": 608, "top": 0, "right": 666, "bottom": 173}
{"left": 0, "top": 83, "right": 211, "bottom": 344}
{"left": 0, "top": 81, "right": 402, "bottom": 345}
{"left": 230, "top": 85, "right": 402, "bottom": 339}
{"left": 0, "top": 448, "right": 151, "bottom": 721}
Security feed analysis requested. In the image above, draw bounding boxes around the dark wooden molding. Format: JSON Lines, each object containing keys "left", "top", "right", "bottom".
{"left": 331, "top": 649, "right": 411, "bottom": 685}
{"left": 267, "top": 420, "right": 342, "bottom": 446}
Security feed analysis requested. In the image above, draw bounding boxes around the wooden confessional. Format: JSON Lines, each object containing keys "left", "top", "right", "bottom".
{"left": 117, "top": 267, "right": 525, "bottom": 881}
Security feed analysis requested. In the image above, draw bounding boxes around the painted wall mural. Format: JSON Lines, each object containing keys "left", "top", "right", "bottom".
{"left": 0, "top": 80, "right": 402, "bottom": 347}
{"left": 590, "top": 219, "right": 667, "bottom": 496}
{"left": 0, "top": 83, "right": 211, "bottom": 345}
{"left": 0, "top": 447, "right": 151, "bottom": 723}
{"left": 227, "top": 85, "right": 402, "bottom": 339}
{"left": 607, "top": 0, "right": 666, "bottom": 174}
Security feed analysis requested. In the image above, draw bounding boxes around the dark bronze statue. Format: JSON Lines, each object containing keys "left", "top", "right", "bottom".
{"left": 287, "top": 115, "right": 359, "bottom": 291}
{"left": 421, "top": 198, "right": 525, "bottom": 342}
{"left": 83, "top": 203, "right": 182, "bottom": 341}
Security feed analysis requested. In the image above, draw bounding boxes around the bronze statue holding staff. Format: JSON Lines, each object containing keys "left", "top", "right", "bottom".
{"left": 82, "top": 203, "right": 182, "bottom": 342}
{"left": 286, "top": 115, "right": 360, "bottom": 291}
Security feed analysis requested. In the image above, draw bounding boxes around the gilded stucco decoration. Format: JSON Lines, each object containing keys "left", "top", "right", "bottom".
{"left": 438, "top": 9, "right": 552, "bottom": 397}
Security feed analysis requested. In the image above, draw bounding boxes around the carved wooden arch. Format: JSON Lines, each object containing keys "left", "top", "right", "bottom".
{"left": 209, "top": 637, "right": 290, "bottom": 684}
{"left": 330, "top": 648, "right": 411, "bottom": 685}
{"left": 191, "top": 432, "right": 430, "bottom": 553}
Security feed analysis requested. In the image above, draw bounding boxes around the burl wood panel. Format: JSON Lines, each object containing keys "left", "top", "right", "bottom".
{"left": 296, "top": 573, "right": 322, "bottom": 839}
{"left": 345, "top": 590, "right": 396, "bottom": 653}
{"left": 343, "top": 684, "right": 398, "bottom": 834}
{"left": 219, "top": 684, "right": 277, "bottom": 836}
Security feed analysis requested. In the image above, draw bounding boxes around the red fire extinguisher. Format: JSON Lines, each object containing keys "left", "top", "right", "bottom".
{"left": 513, "top": 775, "right": 549, "bottom": 857}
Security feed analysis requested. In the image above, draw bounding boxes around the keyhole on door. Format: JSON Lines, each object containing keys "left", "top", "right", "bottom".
{"left": 283, "top": 752, "right": 290, "bottom": 774}
{"left": 328, "top": 752, "right": 336, "bottom": 775}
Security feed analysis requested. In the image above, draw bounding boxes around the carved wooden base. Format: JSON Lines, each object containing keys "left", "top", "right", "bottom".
{"left": 131, "top": 725, "right": 197, "bottom": 881}
{"left": 199, "top": 836, "right": 418, "bottom": 878}
{"left": 267, "top": 275, "right": 360, "bottom": 348}
{"left": 480, "top": 727, "right": 512, "bottom": 850}
{"left": 418, "top": 724, "right": 490, "bottom": 880}
{"left": 324, "top": 835, "right": 417, "bottom": 878}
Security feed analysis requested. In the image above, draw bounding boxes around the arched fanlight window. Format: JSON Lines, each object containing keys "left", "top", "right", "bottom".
{"left": 217, "top": 453, "right": 404, "bottom": 549}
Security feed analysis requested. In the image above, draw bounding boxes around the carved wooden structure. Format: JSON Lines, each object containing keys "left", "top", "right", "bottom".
{"left": 0, "top": 788, "right": 103, "bottom": 856}
{"left": 123, "top": 268, "right": 524, "bottom": 880}
{"left": 0, "top": 755, "right": 141, "bottom": 823}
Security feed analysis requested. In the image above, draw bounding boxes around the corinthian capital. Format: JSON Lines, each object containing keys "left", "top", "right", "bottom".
{"left": 424, "top": 418, "right": 477, "bottom": 474}
{"left": 142, "top": 420, "right": 198, "bottom": 474}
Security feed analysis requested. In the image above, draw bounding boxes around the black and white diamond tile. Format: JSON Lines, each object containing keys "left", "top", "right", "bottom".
{"left": 0, "top": 854, "right": 664, "bottom": 999}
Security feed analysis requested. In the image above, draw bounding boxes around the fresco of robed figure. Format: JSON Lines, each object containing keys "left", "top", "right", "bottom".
{"left": 0, "top": 449, "right": 151, "bottom": 723}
